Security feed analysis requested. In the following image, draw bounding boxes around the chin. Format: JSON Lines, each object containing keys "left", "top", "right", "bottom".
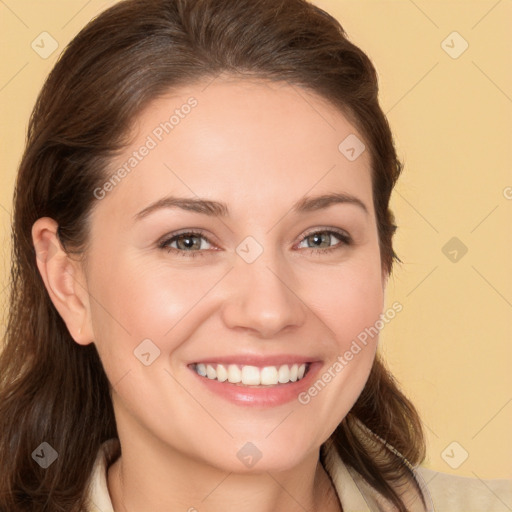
{"left": 196, "top": 434, "right": 321, "bottom": 474}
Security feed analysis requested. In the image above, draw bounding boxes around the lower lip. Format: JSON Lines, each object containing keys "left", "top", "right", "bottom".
{"left": 189, "top": 362, "right": 322, "bottom": 407}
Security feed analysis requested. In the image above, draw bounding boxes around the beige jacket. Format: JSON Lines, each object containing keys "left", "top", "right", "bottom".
{"left": 86, "top": 438, "right": 511, "bottom": 511}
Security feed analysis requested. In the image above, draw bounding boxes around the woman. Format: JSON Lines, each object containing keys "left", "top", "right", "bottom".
{"left": 0, "top": 0, "right": 510, "bottom": 510}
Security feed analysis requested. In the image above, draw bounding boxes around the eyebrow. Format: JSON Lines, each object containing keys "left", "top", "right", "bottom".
{"left": 133, "top": 191, "right": 369, "bottom": 221}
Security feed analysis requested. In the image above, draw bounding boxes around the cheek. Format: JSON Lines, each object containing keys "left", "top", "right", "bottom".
{"left": 298, "top": 258, "right": 383, "bottom": 431}
{"left": 329, "top": 259, "right": 384, "bottom": 370}
{"left": 335, "top": 272, "right": 384, "bottom": 346}
{"left": 87, "top": 253, "right": 227, "bottom": 380}
{"left": 306, "top": 255, "right": 384, "bottom": 346}
{"left": 89, "top": 252, "right": 209, "bottom": 337}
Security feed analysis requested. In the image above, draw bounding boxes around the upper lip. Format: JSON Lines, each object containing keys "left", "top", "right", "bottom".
{"left": 189, "top": 354, "right": 319, "bottom": 367}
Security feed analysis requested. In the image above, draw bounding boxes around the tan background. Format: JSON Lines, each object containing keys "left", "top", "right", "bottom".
{"left": 1, "top": 0, "right": 510, "bottom": 480}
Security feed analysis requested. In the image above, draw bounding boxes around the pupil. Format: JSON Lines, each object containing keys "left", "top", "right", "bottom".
{"left": 179, "top": 235, "right": 198, "bottom": 250}
{"left": 311, "top": 232, "right": 328, "bottom": 248}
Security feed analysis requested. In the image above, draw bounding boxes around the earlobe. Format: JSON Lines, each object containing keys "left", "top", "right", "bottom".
{"left": 32, "top": 217, "right": 94, "bottom": 346}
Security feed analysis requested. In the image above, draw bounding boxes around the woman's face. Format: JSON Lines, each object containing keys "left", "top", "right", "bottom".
{"left": 82, "top": 77, "right": 386, "bottom": 471}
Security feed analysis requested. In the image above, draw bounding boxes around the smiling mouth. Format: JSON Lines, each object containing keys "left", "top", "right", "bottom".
{"left": 190, "top": 362, "right": 311, "bottom": 386}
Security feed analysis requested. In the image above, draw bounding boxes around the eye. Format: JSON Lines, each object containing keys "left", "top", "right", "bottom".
{"left": 158, "top": 230, "right": 214, "bottom": 258}
{"left": 158, "top": 227, "right": 352, "bottom": 259}
{"left": 296, "top": 228, "right": 352, "bottom": 254}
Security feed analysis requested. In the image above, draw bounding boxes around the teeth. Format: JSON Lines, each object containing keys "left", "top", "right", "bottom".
{"left": 278, "top": 365, "right": 289, "bottom": 383}
{"left": 216, "top": 364, "right": 228, "bottom": 382}
{"left": 260, "top": 366, "right": 279, "bottom": 385}
{"left": 206, "top": 364, "right": 216, "bottom": 380}
{"left": 241, "top": 366, "right": 260, "bottom": 385}
{"left": 227, "top": 364, "right": 241, "bottom": 383}
{"left": 290, "top": 364, "right": 298, "bottom": 382}
{"left": 194, "top": 363, "right": 308, "bottom": 386}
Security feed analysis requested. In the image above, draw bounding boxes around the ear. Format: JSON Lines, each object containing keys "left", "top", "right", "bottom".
{"left": 32, "top": 217, "right": 94, "bottom": 346}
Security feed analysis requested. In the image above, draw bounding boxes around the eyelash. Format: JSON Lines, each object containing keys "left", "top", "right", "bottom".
{"left": 158, "top": 228, "right": 352, "bottom": 258}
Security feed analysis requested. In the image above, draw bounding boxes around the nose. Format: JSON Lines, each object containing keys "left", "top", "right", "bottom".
{"left": 220, "top": 248, "right": 307, "bottom": 339}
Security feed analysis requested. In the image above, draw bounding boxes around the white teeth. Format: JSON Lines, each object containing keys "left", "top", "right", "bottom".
{"left": 194, "top": 362, "right": 309, "bottom": 386}
{"left": 278, "top": 365, "right": 290, "bottom": 383}
{"left": 260, "top": 366, "right": 279, "bottom": 385}
{"left": 227, "top": 364, "right": 242, "bottom": 383}
{"left": 216, "top": 364, "right": 228, "bottom": 382}
{"left": 241, "top": 366, "right": 260, "bottom": 385}
{"left": 206, "top": 364, "right": 216, "bottom": 380}
{"left": 290, "top": 364, "right": 298, "bottom": 382}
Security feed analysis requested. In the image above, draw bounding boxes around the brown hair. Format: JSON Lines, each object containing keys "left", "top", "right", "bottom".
{"left": 0, "top": 0, "right": 426, "bottom": 510}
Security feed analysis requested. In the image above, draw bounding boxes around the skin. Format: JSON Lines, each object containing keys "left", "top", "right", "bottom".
{"left": 33, "top": 76, "right": 388, "bottom": 512}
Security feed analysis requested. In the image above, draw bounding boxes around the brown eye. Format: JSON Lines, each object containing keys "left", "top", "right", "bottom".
{"left": 173, "top": 234, "right": 204, "bottom": 251}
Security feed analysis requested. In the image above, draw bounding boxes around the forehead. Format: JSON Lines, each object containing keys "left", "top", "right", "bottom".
{"left": 95, "top": 77, "right": 374, "bottom": 223}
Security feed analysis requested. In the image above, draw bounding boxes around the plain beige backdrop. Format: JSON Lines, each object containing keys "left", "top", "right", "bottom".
{"left": 0, "top": 0, "right": 511, "bottom": 480}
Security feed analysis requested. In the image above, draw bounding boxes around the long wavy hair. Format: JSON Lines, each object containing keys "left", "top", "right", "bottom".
{"left": 0, "top": 0, "right": 426, "bottom": 510}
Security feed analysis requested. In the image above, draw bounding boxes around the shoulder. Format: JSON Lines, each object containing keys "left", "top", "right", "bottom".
{"left": 322, "top": 434, "right": 512, "bottom": 512}
{"left": 415, "top": 466, "right": 512, "bottom": 512}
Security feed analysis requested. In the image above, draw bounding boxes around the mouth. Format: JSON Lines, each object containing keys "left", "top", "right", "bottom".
{"left": 189, "top": 362, "right": 311, "bottom": 387}
{"left": 187, "top": 358, "right": 322, "bottom": 406}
